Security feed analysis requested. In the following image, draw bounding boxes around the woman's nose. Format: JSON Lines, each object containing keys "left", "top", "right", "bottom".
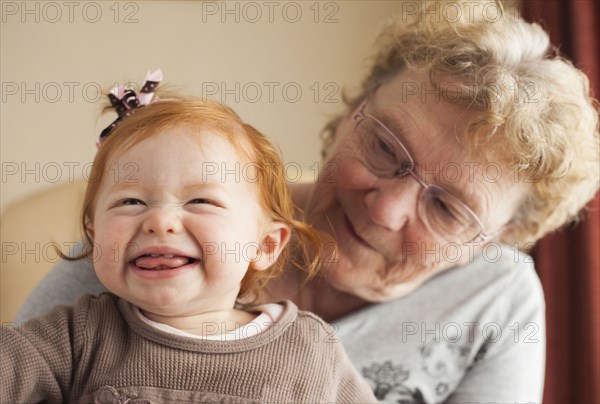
{"left": 363, "top": 176, "right": 422, "bottom": 232}
{"left": 142, "top": 207, "right": 183, "bottom": 235}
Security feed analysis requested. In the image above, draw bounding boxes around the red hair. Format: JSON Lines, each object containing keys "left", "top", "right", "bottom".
{"left": 72, "top": 97, "right": 327, "bottom": 300}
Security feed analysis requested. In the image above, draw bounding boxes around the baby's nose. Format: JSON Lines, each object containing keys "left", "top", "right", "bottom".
{"left": 142, "top": 207, "right": 183, "bottom": 235}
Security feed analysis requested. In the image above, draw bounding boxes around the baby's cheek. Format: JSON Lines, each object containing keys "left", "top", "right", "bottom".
{"left": 91, "top": 246, "right": 112, "bottom": 285}
{"left": 91, "top": 242, "right": 128, "bottom": 297}
{"left": 92, "top": 241, "right": 114, "bottom": 272}
{"left": 91, "top": 229, "right": 130, "bottom": 269}
{"left": 202, "top": 229, "right": 258, "bottom": 272}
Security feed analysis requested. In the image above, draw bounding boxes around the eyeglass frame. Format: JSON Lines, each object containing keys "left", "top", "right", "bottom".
{"left": 351, "top": 95, "right": 492, "bottom": 244}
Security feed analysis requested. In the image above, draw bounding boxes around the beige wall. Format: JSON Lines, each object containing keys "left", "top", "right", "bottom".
{"left": 1, "top": 0, "right": 404, "bottom": 213}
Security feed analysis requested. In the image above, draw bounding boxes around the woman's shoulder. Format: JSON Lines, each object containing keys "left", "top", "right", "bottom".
{"left": 457, "top": 243, "right": 542, "bottom": 297}
{"left": 335, "top": 243, "right": 543, "bottom": 328}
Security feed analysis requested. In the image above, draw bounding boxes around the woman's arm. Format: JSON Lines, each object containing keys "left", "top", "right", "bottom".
{"left": 446, "top": 255, "right": 546, "bottom": 402}
{"left": 15, "top": 241, "right": 106, "bottom": 322}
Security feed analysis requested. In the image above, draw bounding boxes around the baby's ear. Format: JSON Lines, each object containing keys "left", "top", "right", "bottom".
{"left": 84, "top": 218, "right": 94, "bottom": 240}
{"left": 252, "top": 222, "right": 291, "bottom": 271}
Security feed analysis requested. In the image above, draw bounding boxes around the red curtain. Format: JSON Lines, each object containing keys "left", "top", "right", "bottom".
{"left": 520, "top": 1, "right": 600, "bottom": 403}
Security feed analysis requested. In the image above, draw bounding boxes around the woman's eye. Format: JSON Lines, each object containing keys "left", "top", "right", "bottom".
{"left": 376, "top": 136, "right": 396, "bottom": 157}
{"left": 432, "top": 197, "right": 457, "bottom": 221}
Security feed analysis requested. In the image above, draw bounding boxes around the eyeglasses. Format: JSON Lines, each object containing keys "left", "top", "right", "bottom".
{"left": 352, "top": 100, "right": 489, "bottom": 244}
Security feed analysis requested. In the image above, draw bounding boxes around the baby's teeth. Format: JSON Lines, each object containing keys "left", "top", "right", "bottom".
{"left": 145, "top": 253, "right": 176, "bottom": 258}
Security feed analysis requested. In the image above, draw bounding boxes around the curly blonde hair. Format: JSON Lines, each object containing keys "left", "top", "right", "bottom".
{"left": 322, "top": 0, "right": 599, "bottom": 246}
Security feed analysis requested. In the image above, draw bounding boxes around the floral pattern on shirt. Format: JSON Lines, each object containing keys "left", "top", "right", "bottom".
{"left": 362, "top": 339, "right": 478, "bottom": 403}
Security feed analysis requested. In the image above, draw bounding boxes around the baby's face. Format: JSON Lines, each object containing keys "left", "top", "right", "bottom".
{"left": 89, "top": 127, "right": 273, "bottom": 316}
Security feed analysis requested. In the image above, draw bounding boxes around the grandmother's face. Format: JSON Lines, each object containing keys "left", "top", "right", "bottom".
{"left": 305, "top": 69, "right": 525, "bottom": 302}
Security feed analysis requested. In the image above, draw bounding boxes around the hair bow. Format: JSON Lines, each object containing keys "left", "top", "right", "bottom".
{"left": 98, "top": 69, "right": 163, "bottom": 147}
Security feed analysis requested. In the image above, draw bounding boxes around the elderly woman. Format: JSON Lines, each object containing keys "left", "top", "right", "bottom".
{"left": 17, "top": 0, "right": 599, "bottom": 402}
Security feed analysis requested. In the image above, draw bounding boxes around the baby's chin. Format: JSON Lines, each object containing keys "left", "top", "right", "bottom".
{"left": 135, "top": 302, "right": 193, "bottom": 320}
{"left": 116, "top": 287, "right": 191, "bottom": 316}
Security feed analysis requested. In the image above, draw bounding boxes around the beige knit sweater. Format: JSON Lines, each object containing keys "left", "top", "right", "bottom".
{"left": 1, "top": 293, "right": 377, "bottom": 403}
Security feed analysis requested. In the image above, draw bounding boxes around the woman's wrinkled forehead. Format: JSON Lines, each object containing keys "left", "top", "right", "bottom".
{"left": 374, "top": 69, "right": 502, "bottom": 156}
{"left": 344, "top": 69, "right": 522, "bottom": 226}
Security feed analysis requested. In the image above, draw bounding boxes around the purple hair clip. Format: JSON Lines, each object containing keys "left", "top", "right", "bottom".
{"left": 97, "top": 69, "right": 163, "bottom": 147}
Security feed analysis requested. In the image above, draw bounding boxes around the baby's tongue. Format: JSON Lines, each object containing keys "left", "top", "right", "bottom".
{"left": 135, "top": 255, "right": 189, "bottom": 270}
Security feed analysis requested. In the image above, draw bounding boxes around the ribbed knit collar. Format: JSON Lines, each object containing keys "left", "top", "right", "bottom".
{"left": 118, "top": 299, "right": 298, "bottom": 353}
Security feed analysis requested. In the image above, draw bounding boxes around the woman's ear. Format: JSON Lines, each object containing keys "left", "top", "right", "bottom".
{"left": 252, "top": 222, "right": 291, "bottom": 271}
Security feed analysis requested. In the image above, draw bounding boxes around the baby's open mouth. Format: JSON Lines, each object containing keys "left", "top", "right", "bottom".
{"left": 131, "top": 254, "right": 198, "bottom": 270}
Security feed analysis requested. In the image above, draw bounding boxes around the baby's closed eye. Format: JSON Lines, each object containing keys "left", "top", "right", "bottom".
{"left": 120, "top": 198, "right": 146, "bottom": 206}
{"left": 187, "top": 198, "right": 222, "bottom": 208}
